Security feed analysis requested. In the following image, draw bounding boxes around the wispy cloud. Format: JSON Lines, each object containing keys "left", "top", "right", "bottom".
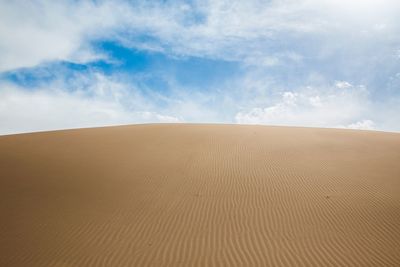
{"left": 235, "top": 82, "right": 373, "bottom": 128}
{"left": 0, "top": 0, "right": 133, "bottom": 71}
{"left": 0, "top": 73, "right": 179, "bottom": 135}
{"left": 3, "top": 0, "right": 399, "bottom": 69}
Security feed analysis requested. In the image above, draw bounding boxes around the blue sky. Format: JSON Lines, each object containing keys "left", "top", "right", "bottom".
{"left": 1, "top": 0, "right": 400, "bottom": 134}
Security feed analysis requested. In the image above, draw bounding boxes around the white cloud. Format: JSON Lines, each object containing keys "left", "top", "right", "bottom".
{"left": 2, "top": 72, "right": 400, "bottom": 134}
{"left": 335, "top": 81, "right": 352, "bottom": 89}
{"left": 0, "top": 0, "right": 127, "bottom": 71}
{"left": 235, "top": 82, "right": 371, "bottom": 129}
{"left": 115, "top": 0, "right": 400, "bottom": 64}
{"left": 344, "top": 120, "right": 375, "bottom": 130}
{"left": 2, "top": 0, "right": 399, "bottom": 71}
{"left": 0, "top": 76, "right": 179, "bottom": 135}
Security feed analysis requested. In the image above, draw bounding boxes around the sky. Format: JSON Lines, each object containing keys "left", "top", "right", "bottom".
{"left": 1, "top": 0, "right": 400, "bottom": 135}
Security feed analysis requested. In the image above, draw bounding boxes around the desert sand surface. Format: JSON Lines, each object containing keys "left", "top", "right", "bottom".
{"left": 1, "top": 124, "right": 400, "bottom": 266}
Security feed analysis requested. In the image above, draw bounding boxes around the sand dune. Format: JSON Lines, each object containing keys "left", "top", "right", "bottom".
{"left": 1, "top": 124, "right": 400, "bottom": 266}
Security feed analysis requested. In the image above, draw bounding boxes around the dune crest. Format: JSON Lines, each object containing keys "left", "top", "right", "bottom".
{"left": 1, "top": 124, "right": 400, "bottom": 266}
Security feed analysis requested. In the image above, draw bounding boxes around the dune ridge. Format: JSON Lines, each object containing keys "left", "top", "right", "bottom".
{"left": 1, "top": 124, "right": 400, "bottom": 266}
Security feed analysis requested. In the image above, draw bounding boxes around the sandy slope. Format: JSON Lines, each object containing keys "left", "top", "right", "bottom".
{"left": 0, "top": 124, "right": 399, "bottom": 266}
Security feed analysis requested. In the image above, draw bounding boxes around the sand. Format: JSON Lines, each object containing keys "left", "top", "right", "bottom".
{"left": 0, "top": 124, "right": 399, "bottom": 266}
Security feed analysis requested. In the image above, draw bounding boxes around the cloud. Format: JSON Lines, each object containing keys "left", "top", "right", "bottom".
{"left": 0, "top": 64, "right": 235, "bottom": 135}
{"left": 344, "top": 120, "right": 375, "bottom": 130}
{"left": 113, "top": 0, "right": 400, "bottom": 67}
{"left": 2, "top": 0, "right": 399, "bottom": 71}
{"left": 0, "top": 0, "right": 127, "bottom": 71}
{"left": 1, "top": 69, "right": 400, "bottom": 134}
{"left": 0, "top": 75, "right": 179, "bottom": 135}
{"left": 235, "top": 82, "right": 372, "bottom": 129}
{"left": 335, "top": 81, "right": 352, "bottom": 89}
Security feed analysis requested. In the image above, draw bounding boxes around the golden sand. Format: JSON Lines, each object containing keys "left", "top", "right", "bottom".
{"left": 1, "top": 124, "right": 399, "bottom": 266}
